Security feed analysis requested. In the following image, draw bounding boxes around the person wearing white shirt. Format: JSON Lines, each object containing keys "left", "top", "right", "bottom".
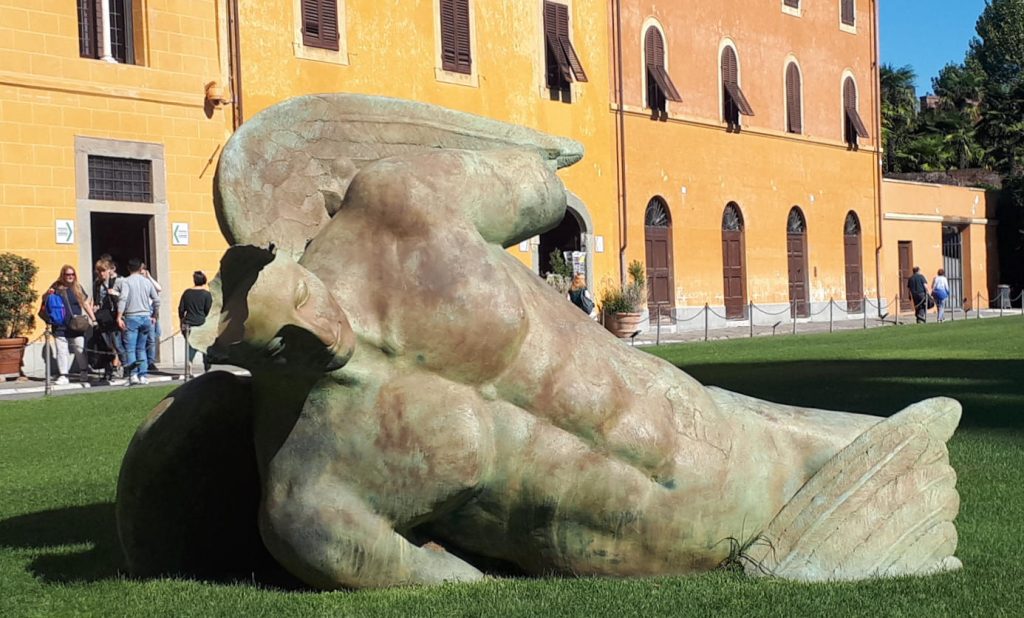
{"left": 932, "top": 268, "right": 951, "bottom": 322}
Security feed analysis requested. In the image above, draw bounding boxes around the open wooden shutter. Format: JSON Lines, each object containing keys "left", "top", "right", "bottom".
{"left": 844, "top": 77, "right": 869, "bottom": 138}
{"left": 722, "top": 48, "right": 754, "bottom": 116}
{"left": 441, "top": 0, "right": 471, "bottom": 74}
{"left": 553, "top": 3, "right": 587, "bottom": 82}
{"left": 303, "top": 0, "right": 339, "bottom": 51}
{"left": 645, "top": 28, "right": 681, "bottom": 102}
{"left": 786, "top": 63, "right": 802, "bottom": 133}
{"left": 544, "top": 1, "right": 572, "bottom": 85}
{"left": 841, "top": 0, "right": 855, "bottom": 26}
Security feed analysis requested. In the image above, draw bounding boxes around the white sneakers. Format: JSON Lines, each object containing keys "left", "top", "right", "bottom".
{"left": 138, "top": 376, "right": 150, "bottom": 385}
{"left": 54, "top": 375, "right": 69, "bottom": 385}
{"left": 128, "top": 375, "right": 140, "bottom": 386}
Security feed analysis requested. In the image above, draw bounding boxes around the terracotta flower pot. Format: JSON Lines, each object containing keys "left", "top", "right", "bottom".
{"left": 0, "top": 336, "right": 27, "bottom": 379}
{"left": 604, "top": 312, "right": 643, "bottom": 339}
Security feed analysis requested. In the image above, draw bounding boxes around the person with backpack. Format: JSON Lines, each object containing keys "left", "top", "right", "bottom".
{"left": 567, "top": 273, "right": 598, "bottom": 320}
{"left": 39, "top": 264, "right": 96, "bottom": 385}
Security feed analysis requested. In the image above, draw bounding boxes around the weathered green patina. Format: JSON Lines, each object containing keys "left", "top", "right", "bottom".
{"left": 116, "top": 94, "right": 962, "bottom": 589}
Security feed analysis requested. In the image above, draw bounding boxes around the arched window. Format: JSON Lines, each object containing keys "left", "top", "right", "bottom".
{"left": 785, "top": 62, "right": 802, "bottom": 134}
{"left": 786, "top": 207, "right": 809, "bottom": 317}
{"left": 645, "top": 27, "right": 681, "bottom": 115}
{"left": 721, "top": 46, "right": 754, "bottom": 129}
{"left": 645, "top": 197, "right": 675, "bottom": 316}
{"left": 844, "top": 211, "right": 863, "bottom": 311}
{"left": 843, "top": 76, "right": 869, "bottom": 148}
{"left": 721, "top": 203, "right": 747, "bottom": 319}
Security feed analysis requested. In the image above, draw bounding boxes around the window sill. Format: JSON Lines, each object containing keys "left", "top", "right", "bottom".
{"left": 435, "top": 67, "right": 478, "bottom": 88}
{"left": 293, "top": 43, "right": 349, "bottom": 66}
{"left": 782, "top": 5, "right": 801, "bottom": 17}
{"left": 840, "top": 23, "right": 857, "bottom": 34}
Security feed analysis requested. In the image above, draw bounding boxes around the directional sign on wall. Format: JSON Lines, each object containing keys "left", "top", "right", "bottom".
{"left": 55, "top": 219, "right": 74, "bottom": 244}
{"left": 172, "top": 223, "right": 190, "bottom": 246}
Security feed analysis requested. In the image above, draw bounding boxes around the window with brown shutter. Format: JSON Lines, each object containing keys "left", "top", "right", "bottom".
{"left": 721, "top": 46, "right": 754, "bottom": 128}
{"left": 841, "top": 0, "right": 856, "bottom": 26}
{"left": 785, "top": 62, "right": 802, "bottom": 134}
{"left": 843, "top": 77, "right": 869, "bottom": 148}
{"left": 440, "top": 0, "right": 471, "bottom": 74}
{"left": 784, "top": 0, "right": 800, "bottom": 8}
{"left": 645, "top": 27, "right": 681, "bottom": 114}
{"left": 543, "top": 1, "right": 587, "bottom": 96}
{"left": 303, "top": 0, "right": 340, "bottom": 51}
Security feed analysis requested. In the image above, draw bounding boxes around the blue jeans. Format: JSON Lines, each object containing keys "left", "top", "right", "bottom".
{"left": 147, "top": 316, "right": 161, "bottom": 368}
{"left": 124, "top": 315, "right": 152, "bottom": 378}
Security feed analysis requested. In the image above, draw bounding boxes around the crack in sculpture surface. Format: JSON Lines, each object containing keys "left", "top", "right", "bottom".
{"left": 115, "top": 93, "right": 962, "bottom": 590}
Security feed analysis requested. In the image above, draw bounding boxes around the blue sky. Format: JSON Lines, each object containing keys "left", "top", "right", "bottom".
{"left": 879, "top": 0, "right": 988, "bottom": 96}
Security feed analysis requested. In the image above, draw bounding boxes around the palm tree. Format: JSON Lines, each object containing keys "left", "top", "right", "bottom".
{"left": 880, "top": 64, "right": 919, "bottom": 173}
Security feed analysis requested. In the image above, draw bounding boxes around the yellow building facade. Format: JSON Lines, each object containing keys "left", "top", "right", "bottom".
{"left": 0, "top": 0, "right": 233, "bottom": 366}
{"left": 611, "top": 0, "right": 883, "bottom": 325}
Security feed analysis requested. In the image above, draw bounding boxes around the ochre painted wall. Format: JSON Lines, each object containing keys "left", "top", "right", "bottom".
{"left": 881, "top": 180, "right": 997, "bottom": 311}
{"left": 612, "top": 0, "right": 880, "bottom": 311}
{"left": 0, "top": 1, "right": 232, "bottom": 339}
{"left": 235, "top": 0, "right": 620, "bottom": 285}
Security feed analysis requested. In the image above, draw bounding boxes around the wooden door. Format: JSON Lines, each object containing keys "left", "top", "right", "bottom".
{"left": 898, "top": 240, "right": 913, "bottom": 311}
{"left": 722, "top": 230, "right": 746, "bottom": 319}
{"left": 787, "top": 233, "right": 809, "bottom": 317}
{"left": 645, "top": 226, "right": 674, "bottom": 318}
{"left": 844, "top": 234, "right": 863, "bottom": 312}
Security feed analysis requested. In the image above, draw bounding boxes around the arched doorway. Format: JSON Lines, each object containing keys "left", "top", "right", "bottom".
{"left": 844, "top": 211, "right": 864, "bottom": 312}
{"left": 538, "top": 209, "right": 583, "bottom": 277}
{"left": 721, "top": 203, "right": 747, "bottom": 319}
{"left": 644, "top": 197, "right": 675, "bottom": 318}
{"left": 787, "top": 207, "right": 809, "bottom": 318}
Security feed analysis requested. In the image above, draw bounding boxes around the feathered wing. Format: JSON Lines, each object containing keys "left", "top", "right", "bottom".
{"left": 744, "top": 397, "right": 962, "bottom": 581}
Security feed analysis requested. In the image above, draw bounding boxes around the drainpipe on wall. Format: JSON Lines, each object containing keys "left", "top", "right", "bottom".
{"left": 227, "top": 0, "right": 244, "bottom": 130}
{"left": 613, "top": 0, "right": 628, "bottom": 285}
{"left": 870, "top": 0, "right": 884, "bottom": 316}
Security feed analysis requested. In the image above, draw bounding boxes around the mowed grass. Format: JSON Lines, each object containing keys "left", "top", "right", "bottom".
{"left": 1, "top": 318, "right": 1022, "bottom": 617}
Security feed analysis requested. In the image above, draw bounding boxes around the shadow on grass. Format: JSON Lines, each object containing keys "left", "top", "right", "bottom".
{"left": 0, "top": 502, "right": 126, "bottom": 583}
{"left": 673, "top": 359, "right": 1024, "bottom": 429}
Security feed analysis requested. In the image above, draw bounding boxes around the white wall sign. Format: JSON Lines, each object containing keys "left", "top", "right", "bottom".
{"left": 518, "top": 240, "right": 530, "bottom": 253}
{"left": 595, "top": 235, "right": 605, "bottom": 253}
{"left": 172, "top": 223, "right": 190, "bottom": 246}
{"left": 55, "top": 219, "right": 74, "bottom": 244}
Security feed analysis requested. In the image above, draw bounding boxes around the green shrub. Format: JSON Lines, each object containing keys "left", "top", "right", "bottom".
{"left": 599, "top": 260, "right": 647, "bottom": 314}
{"left": 0, "top": 253, "right": 39, "bottom": 338}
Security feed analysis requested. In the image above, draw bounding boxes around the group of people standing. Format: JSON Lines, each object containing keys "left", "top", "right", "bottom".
{"left": 38, "top": 257, "right": 212, "bottom": 386}
{"left": 907, "top": 266, "right": 952, "bottom": 324}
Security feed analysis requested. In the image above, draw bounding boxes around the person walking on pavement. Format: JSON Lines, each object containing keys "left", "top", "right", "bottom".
{"left": 40, "top": 265, "right": 96, "bottom": 384}
{"left": 117, "top": 258, "right": 161, "bottom": 385}
{"left": 178, "top": 270, "right": 213, "bottom": 376}
{"left": 931, "top": 268, "right": 951, "bottom": 322}
{"left": 907, "top": 266, "right": 930, "bottom": 324}
{"left": 93, "top": 258, "right": 127, "bottom": 384}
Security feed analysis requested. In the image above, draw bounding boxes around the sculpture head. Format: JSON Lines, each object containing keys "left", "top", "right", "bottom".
{"left": 198, "top": 246, "right": 355, "bottom": 374}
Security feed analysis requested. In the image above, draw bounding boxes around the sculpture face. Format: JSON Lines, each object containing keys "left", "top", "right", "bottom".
{"left": 117, "top": 94, "right": 962, "bottom": 591}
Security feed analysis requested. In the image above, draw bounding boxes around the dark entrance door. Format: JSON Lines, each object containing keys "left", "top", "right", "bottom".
{"left": 898, "top": 240, "right": 914, "bottom": 312}
{"left": 538, "top": 210, "right": 582, "bottom": 276}
{"left": 786, "top": 207, "right": 809, "bottom": 318}
{"left": 942, "top": 225, "right": 964, "bottom": 309}
{"left": 90, "top": 212, "right": 153, "bottom": 279}
{"left": 644, "top": 197, "right": 674, "bottom": 319}
{"left": 844, "top": 212, "right": 863, "bottom": 312}
{"left": 721, "top": 203, "right": 746, "bottom": 319}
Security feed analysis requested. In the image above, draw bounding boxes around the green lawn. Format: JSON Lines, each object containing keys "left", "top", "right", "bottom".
{"left": 1, "top": 318, "right": 1022, "bottom": 617}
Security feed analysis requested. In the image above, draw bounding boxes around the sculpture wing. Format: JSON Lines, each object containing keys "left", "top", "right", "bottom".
{"left": 215, "top": 94, "right": 583, "bottom": 258}
{"left": 744, "top": 397, "right": 962, "bottom": 581}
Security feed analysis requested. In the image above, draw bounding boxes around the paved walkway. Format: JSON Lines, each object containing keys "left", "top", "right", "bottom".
{"left": 1, "top": 308, "right": 1017, "bottom": 400}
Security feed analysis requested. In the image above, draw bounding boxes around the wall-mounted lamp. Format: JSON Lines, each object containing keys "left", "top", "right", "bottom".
{"left": 205, "top": 81, "right": 232, "bottom": 107}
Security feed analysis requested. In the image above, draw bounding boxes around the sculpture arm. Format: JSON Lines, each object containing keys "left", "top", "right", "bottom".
{"left": 342, "top": 149, "right": 568, "bottom": 248}
{"left": 259, "top": 478, "right": 484, "bottom": 589}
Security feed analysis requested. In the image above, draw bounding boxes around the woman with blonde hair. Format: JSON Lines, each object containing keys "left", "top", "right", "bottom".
{"left": 40, "top": 264, "right": 96, "bottom": 384}
{"left": 567, "top": 273, "right": 598, "bottom": 319}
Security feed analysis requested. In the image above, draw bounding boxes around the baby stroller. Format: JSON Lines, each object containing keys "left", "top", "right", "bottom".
{"left": 87, "top": 330, "right": 121, "bottom": 381}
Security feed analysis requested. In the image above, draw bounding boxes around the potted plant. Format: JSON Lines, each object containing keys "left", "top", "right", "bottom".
{"left": 544, "top": 249, "right": 574, "bottom": 295}
{"left": 600, "top": 260, "right": 646, "bottom": 338}
{"left": 0, "top": 253, "right": 39, "bottom": 380}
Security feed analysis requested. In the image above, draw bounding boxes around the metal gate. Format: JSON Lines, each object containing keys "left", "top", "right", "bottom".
{"left": 942, "top": 225, "right": 964, "bottom": 309}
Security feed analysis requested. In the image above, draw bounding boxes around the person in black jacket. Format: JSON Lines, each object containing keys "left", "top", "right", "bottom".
{"left": 907, "top": 266, "right": 930, "bottom": 324}
{"left": 178, "top": 271, "right": 213, "bottom": 375}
